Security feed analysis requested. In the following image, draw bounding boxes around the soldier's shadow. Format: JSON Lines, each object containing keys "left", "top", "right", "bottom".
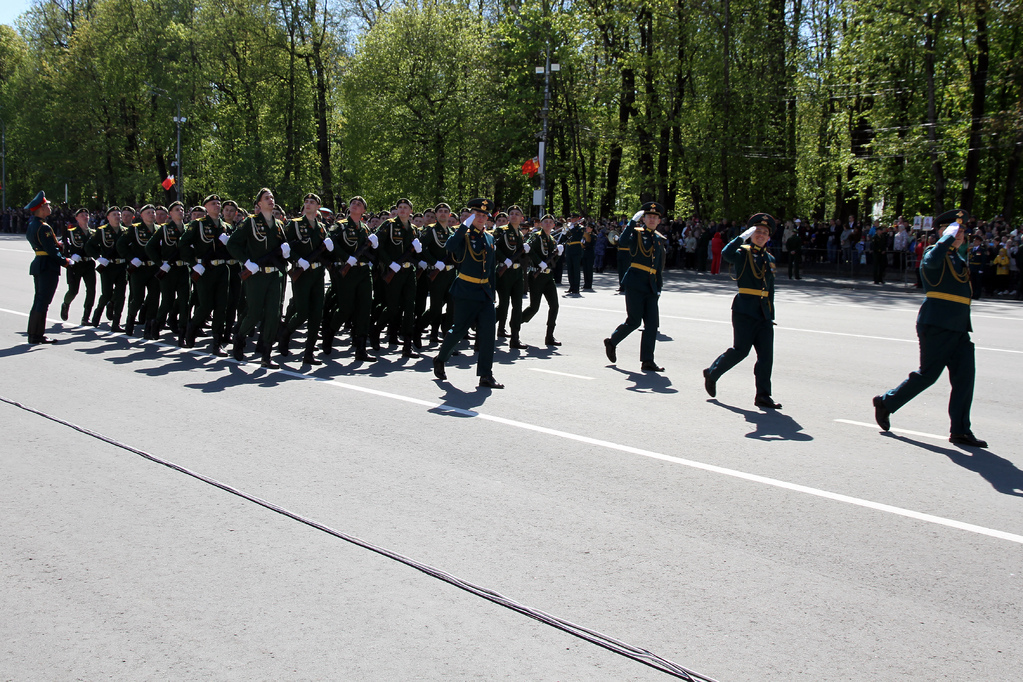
{"left": 0, "top": 342, "right": 38, "bottom": 358}
{"left": 708, "top": 399, "right": 813, "bottom": 441}
{"left": 428, "top": 380, "right": 491, "bottom": 417}
{"left": 608, "top": 366, "right": 678, "bottom": 394}
{"left": 183, "top": 360, "right": 298, "bottom": 392}
{"left": 881, "top": 433, "right": 1023, "bottom": 497}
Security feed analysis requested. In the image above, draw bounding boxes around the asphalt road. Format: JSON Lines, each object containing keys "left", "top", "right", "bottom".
{"left": 2, "top": 233, "right": 1021, "bottom": 681}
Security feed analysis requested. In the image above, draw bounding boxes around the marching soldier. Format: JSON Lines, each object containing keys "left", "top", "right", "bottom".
{"left": 180, "top": 195, "right": 232, "bottom": 352}
{"left": 60, "top": 208, "right": 97, "bottom": 326}
{"left": 494, "top": 204, "right": 529, "bottom": 349}
{"left": 521, "top": 213, "right": 564, "bottom": 346}
{"left": 322, "top": 196, "right": 378, "bottom": 361}
{"left": 227, "top": 187, "right": 290, "bottom": 368}
{"left": 432, "top": 198, "right": 503, "bottom": 389}
{"left": 117, "top": 204, "right": 160, "bottom": 339}
{"left": 582, "top": 222, "right": 596, "bottom": 291}
{"left": 86, "top": 206, "right": 127, "bottom": 331}
{"left": 603, "top": 202, "right": 667, "bottom": 372}
{"left": 221, "top": 199, "right": 245, "bottom": 337}
{"left": 702, "top": 213, "right": 782, "bottom": 409}
{"left": 872, "top": 209, "right": 988, "bottom": 448}
{"left": 371, "top": 198, "right": 422, "bottom": 358}
{"left": 146, "top": 201, "right": 191, "bottom": 345}
{"left": 24, "top": 191, "right": 69, "bottom": 344}
{"left": 417, "top": 202, "right": 456, "bottom": 346}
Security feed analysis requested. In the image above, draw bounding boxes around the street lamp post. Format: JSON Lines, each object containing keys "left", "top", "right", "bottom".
{"left": 534, "top": 45, "right": 559, "bottom": 213}
{"left": 1, "top": 117, "right": 6, "bottom": 212}
{"left": 172, "top": 102, "right": 186, "bottom": 203}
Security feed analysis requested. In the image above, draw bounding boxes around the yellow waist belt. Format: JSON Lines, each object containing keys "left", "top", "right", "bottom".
{"left": 567, "top": 241, "right": 582, "bottom": 246}
{"left": 738, "top": 288, "right": 769, "bottom": 297}
{"left": 926, "top": 291, "right": 971, "bottom": 305}
{"left": 630, "top": 263, "right": 656, "bottom": 275}
{"left": 34, "top": 250, "right": 49, "bottom": 256}
{"left": 458, "top": 273, "right": 489, "bottom": 284}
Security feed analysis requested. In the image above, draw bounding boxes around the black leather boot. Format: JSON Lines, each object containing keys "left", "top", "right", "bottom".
{"left": 232, "top": 331, "right": 246, "bottom": 361}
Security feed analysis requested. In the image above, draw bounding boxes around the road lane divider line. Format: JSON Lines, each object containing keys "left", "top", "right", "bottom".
{"left": 526, "top": 367, "right": 595, "bottom": 380}
{"left": 834, "top": 419, "right": 948, "bottom": 442}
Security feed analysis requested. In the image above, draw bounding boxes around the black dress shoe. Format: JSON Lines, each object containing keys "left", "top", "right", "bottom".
{"left": 260, "top": 357, "right": 279, "bottom": 369}
{"left": 478, "top": 375, "right": 504, "bottom": 389}
{"left": 754, "top": 395, "right": 782, "bottom": 409}
{"left": 497, "top": 328, "right": 509, "bottom": 338}
{"left": 641, "top": 361, "right": 664, "bottom": 372}
{"left": 703, "top": 368, "right": 716, "bottom": 398}
{"left": 872, "top": 395, "right": 890, "bottom": 432}
{"left": 603, "top": 338, "right": 616, "bottom": 363}
{"left": 432, "top": 356, "right": 446, "bottom": 380}
{"left": 949, "top": 433, "right": 988, "bottom": 448}
{"left": 60, "top": 302, "right": 69, "bottom": 321}
{"left": 545, "top": 336, "right": 562, "bottom": 346}
{"left": 510, "top": 339, "right": 529, "bottom": 350}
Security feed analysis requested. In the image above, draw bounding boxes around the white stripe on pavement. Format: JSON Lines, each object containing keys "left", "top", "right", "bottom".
{"left": 526, "top": 367, "right": 595, "bottom": 380}
{"left": 834, "top": 419, "right": 948, "bottom": 442}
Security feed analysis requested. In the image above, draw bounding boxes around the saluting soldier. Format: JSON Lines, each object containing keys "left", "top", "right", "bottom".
{"left": 494, "top": 204, "right": 530, "bottom": 349}
{"left": 873, "top": 209, "right": 988, "bottom": 448}
{"left": 277, "top": 193, "right": 334, "bottom": 365}
{"left": 24, "top": 191, "right": 69, "bottom": 344}
{"left": 371, "top": 198, "right": 423, "bottom": 358}
{"left": 146, "top": 201, "right": 191, "bottom": 346}
{"left": 416, "top": 202, "right": 456, "bottom": 346}
{"left": 603, "top": 202, "right": 667, "bottom": 372}
{"left": 702, "top": 213, "right": 782, "bottom": 409}
{"left": 227, "top": 187, "right": 290, "bottom": 368}
{"left": 521, "top": 213, "right": 564, "bottom": 346}
{"left": 117, "top": 203, "right": 160, "bottom": 339}
{"left": 60, "top": 208, "right": 97, "bottom": 326}
{"left": 180, "top": 195, "right": 232, "bottom": 351}
{"left": 432, "top": 198, "right": 503, "bottom": 389}
{"left": 322, "top": 196, "right": 378, "bottom": 361}
{"left": 85, "top": 206, "right": 127, "bottom": 331}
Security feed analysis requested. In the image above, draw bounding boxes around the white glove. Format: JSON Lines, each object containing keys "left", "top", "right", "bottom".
{"left": 368, "top": 233, "right": 379, "bottom": 248}
{"left": 418, "top": 260, "right": 428, "bottom": 269}
{"left": 434, "top": 260, "right": 445, "bottom": 270}
{"left": 192, "top": 263, "right": 205, "bottom": 276}
{"left": 504, "top": 258, "right": 513, "bottom": 268}
{"left": 557, "top": 244, "right": 564, "bottom": 255}
{"left": 218, "top": 233, "right": 230, "bottom": 245}
{"left": 346, "top": 256, "right": 357, "bottom": 267}
{"left": 412, "top": 238, "right": 422, "bottom": 253}
{"left": 245, "top": 260, "right": 259, "bottom": 274}
{"left": 71, "top": 254, "right": 82, "bottom": 262}
{"left": 462, "top": 214, "right": 475, "bottom": 227}
{"left": 280, "top": 242, "right": 291, "bottom": 258}
{"left": 297, "top": 257, "right": 310, "bottom": 270}
{"left": 96, "top": 257, "right": 109, "bottom": 267}
{"left": 323, "top": 237, "right": 334, "bottom": 252}
{"left": 566, "top": 222, "right": 575, "bottom": 230}
{"left": 160, "top": 262, "right": 171, "bottom": 273}
{"left": 740, "top": 226, "right": 757, "bottom": 241}
{"left": 130, "top": 257, "right": 142, "bottom": 268}
{"left": 539, "top": 261, "right": 548, "bottom": 270}
{"left": 389, "top": 262, "right": 401, "bottom": 273}
{"left": 632, "top": 210, "right": 645, "bottom": 223}
{"left": 523, "top": 243, "right": 530, "bottom": 253}
{"left": 942, "top": 224, "right": 961, "bottom": 239}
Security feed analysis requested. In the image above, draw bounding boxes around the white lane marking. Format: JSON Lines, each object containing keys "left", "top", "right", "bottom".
{"left": 0, "top": 307, "right": 28, "bottom": 317}
{"left": 562, "top": 304, "right": 1023, "bottom": 354}
{"left": 2, "top": 308, "right": 1022, "bottom": 546}
{"left": 526, "top": 367, "right": 595, "bottom": 380}
{"left": 0, "top": 248, "right": 32, "bottom": 254}
{"left": 835, "top": 419, "right": 948, "bottom": 442}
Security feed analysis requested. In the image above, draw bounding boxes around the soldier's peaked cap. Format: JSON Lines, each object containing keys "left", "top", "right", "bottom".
{"left": 467, "top": 198, "right": 492, "bottom": 212}
{"left": 936, "top": 208, "right": 970, "bottom": 227}
{"left": 25, "top": 191, "right": 50, "bottom": 211}
{"left": 747, "top": 212, "right": 777, "bottom": 231}
{"left": 640, "top": 201, "right": 665, "bottom": 216}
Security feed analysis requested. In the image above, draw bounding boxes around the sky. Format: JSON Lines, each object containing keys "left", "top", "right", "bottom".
{"left": 1, "top": 0, "right": 34, "bottom": 29}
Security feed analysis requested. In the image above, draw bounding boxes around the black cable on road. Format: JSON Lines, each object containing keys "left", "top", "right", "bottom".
{"left": 1, "top": 394, "right": 721, "bottom": 682}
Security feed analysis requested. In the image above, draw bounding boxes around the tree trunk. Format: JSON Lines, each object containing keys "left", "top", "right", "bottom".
{"left": 960, "top": 0, "right": 989, "bottom": 213}
{"left": 924, "top": 11, "right": 946, "bottom": 213}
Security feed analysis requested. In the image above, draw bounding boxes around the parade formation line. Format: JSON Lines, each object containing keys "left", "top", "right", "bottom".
{"left": 3, "top": 307, "right": 1020, "bottom": 547}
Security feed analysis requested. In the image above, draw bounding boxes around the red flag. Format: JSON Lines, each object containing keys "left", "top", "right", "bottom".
{"left": 521, "top": 158, "right": 539, "bottom": 177}
{"left": 161, "top": 175, "right": 176, "bottom": 191}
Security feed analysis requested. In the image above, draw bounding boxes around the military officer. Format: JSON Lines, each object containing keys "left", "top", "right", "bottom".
{"left": 60, "top": 207, "right": 97, "bottom": 326}
{"left": 24, "top": 191, "right": 69, "bottom": 344}
{"left": 227, "top": 187, "right": 290, "bottom": 368}
{"left": 146, "top": 200, "right": 191, "bottom": 345}
{"left": 117, "top": 203, "right": 160, "bottom": 339}
{"left": 417, "top": 202, "right": 457, "bottom": 346}
{"left": 562, "top": 216, "right": 585, "bottom": 295}
{"left": 494, "top": 204, "right": 530, "bottom": 349}
{"left": 603, "top": 202, "right": 667, "bottom": 371}
{"left": 873, "top": 209, "right": 987, "bottom": 448}
{"left": 522, "top": 213, "right": 564, "bottom": 346}
{"left": 702, "top": 213, "right": 782, "bottom": 409}
{"left": 322, "top": 196, "right": 378, "bottom": 361}
{"left": 432, "top": 198, "right": 503, "bottom": 389}
{"left": 371, "top": 198, "right": 422, "bottom": 358}
{"left": 85, "top": 206, "right": 127, "bottom": 331}
{"left": 221, "top": 199, "right": 245, "bottom": 337}
{"left": 180, "top": 195, "right": 232, "bottom": 352}
{"left": 581, "top": 221, "right": 596, "bottom": 291}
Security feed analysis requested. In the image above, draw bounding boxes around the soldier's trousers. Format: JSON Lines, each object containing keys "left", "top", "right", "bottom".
{"left": 63, "top": 263, "right": 96, "bottom": 316}
{"left": 617, "top": 250, "right": 631, "bottom": 286}
{"left": 420, "top": 268, "right": 455, "bottom": 332}
{"left": 238, "top": 270, "right": 284, "bottom": 342}
{"left": 226, "top": 264, "right": 242, "bottom": 332}
{"left": 788, "top": 253, "right": 801, "bottom": 279}
{"left": 496, "top": 268, "right": 524, "bottom": 333}
{"left": 31, "top": 266, "right": 60, "bottom": 315}
{"left": 95, "top": 264, "right": 126, "bottom": 322}
{"left": 377, "top": 268, "right": 416, "bottom": 336}
{"left": 582, "top": 250, "right": 595, "bottom": 289}
{"left": 707, "top": 310, "right": 774, "bottom": 397}
{"left": 566, "top": 252, "right": 582, "bottom": 292}
{"left": 608, "top": 287, "right": 659, "bottom": 362}
{"left": 190, "top": 264, "right": 230, "bottom": 339}
{"left": 156, "top": 267, "right": 190, "bottom": 330}
{"left": 522, "top": 274, "right": 559, "bottom": 329}
{"left": 283, "top": 267, "right": 325, "bottom": 336}
{"left": 879, "top": 324, "right": 975, "bottom": 435}
{"left": 327, "top": 267, "right": 372, "bottom": 336}
{"left": 437, "top": 294, "right": 496, "bottom": 377}
{"left": 126, "top": 266, "right": 159, "bottom": 324}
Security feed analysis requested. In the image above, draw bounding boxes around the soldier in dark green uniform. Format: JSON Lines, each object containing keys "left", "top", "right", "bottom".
{"left": 563, "top": 216, "right": 584, "bottom": 296}
{"left": 322, "top": 196, "right": 378, "bottom": 361}
{"left": 582, "top": 221, "right": 596, "bottom": 291}
{"left": 277, "top": 192, "right": 333, "bottom": 365}
{"left": 616, "top": 226, "right": 631, "bottom": 293}
{"left": 117, "top": 204, "right": 160, "bottom": 339}
{"left": 785, "top": 227, "right": 802, "bottom": 280}
{"left": 522, "top": 214, "right": 564, "bottom": 346}
{"left": 85, "top": 206, "right": 127, "bottom": 331}
{"left": 24, "top": 191, "right": 69, "bottom": 344}
{"left": 432, "top": 198, "right": 503, "bottom": 389}
{"left": 702, "top": 213, "right": 782, "bottom": 409}
{"left": 221, "top": 199, "right": 244, "bottom": 337}
{"left": 180, "top": 195, "right": 233, "bottom": 352}
{"left": 146, "top": 201, "right": 191, "bottom": 345}
{"left": 417, "top": 202, "right": 456, "bottom": 346}
{"left": 603, "top": 202, "right": 667, "bottom": 371}
{"left": 60, "top": 208, "right": 96, "bottom": 326}
{"left": 494, "top": 205, "right": 530, "bottom": 349}
{"left": 227, "top": 187, "right": 290, "bottom": 368}
{"left": 873, "top": 209, "right": 988, "bottom": 448}
{"left": 372, "top": 198, "right": 423, "bottom": 358}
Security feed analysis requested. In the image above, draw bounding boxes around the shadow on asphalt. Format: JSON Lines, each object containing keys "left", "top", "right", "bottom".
{"left": 607, "top": 366, "right": 678, "bottom": 394}
{"left": 707, "top": 399, "right": 813, "bottom": 441}
{"left": 428, "top": 380, "right": 490, "bottom": 416}
{"left": 882, "top": 433, "right": 1023, "bottom": 497}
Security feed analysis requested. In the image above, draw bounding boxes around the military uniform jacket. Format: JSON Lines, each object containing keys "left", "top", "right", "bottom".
{"left": 227, "top": 213, "right": 287, "bottom": 266}
{"left": 85, "top": 223, "right": 123, "bottom": 261}
{"left": 116, "top": 222, "right": 156, "bottom": 263}
{"left": 286, "top": 216, "right": 328, "bottom": 262}
{"left": 421, "top": 222, "right": 451, "bottom": 265}
{"left": 27, "top": 216, "right": 65, "bottom": 275}
{"left": 494, "top": 224, "right": 526, "bottom": 266}
{"left": 619, "top": 222, "right": 666, "bottom": 294}
{"left": 723, "top": 236, "right": 775, "bottom": 321}
{"left": 63, "top": 225, "right": 93, "bottom": 271}
{"left": 146, "top": 221, "right": 187, "bottom": 264}
{"left": 527, "top": 231, "right": 558, "bottom": 273}
{"left": 564, "top": 224, "right": 584, "bottom": 254}
{"left": 373, "top": 217, "right": 417, "bottom": 274}
{"left": 328, "top": 217, "right": 371, "bottom": 262}
{"left": 918, "top": 234, "right": 972, "bottom": 332}
{"left": 446, "top": 224, "right": 496, "bottom": 302}
{"left": 181, "top": 216, "right": 231, "bottom": 264}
